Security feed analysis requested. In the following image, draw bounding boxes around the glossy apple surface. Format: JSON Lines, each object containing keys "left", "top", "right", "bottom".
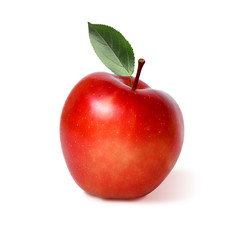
{"left": 60, "top": 72, "right": 184, "bottom": 199}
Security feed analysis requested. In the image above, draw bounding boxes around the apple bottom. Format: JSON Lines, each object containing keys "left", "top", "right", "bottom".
{"left": 66, "top": 138, "right": 180, "bottom": 199}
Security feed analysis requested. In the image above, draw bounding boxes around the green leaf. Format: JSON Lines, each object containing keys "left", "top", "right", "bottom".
{"left": 88, "top": 22, "right": 135, "bottom": 77}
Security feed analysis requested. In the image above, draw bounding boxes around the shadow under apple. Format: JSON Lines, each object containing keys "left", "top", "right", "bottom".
{"left": 140, "top": 169, "right": 196, "bottom": 203}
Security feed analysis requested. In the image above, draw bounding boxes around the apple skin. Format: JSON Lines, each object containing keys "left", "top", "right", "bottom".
{"left": 60, "top": 72, "right": 184, "bottom": 199}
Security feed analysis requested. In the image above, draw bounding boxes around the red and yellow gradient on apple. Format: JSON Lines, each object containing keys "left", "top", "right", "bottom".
{"left": 60, "top": 59, "right": 184, "bottom": 199}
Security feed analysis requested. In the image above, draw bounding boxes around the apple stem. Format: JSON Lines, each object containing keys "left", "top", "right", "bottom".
{"left": 133, "top": 58, "right": 145, "bottom": 89}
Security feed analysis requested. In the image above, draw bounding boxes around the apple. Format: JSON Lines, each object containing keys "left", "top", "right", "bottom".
{"left": 60, "top": 59, "right": 184, "bottom": 199}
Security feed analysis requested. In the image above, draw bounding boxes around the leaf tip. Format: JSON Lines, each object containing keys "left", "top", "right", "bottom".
{"left": 88, "top": 22, "right": 92, "bottom": 29}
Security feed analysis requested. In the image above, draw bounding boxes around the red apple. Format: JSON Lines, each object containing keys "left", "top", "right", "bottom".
{"left": 60, "top": 63, "right": 184, "bottom": 199}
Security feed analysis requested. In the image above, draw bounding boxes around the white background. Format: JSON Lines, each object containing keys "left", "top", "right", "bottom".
{"left": 0, "top": 0, "right": 240, "bottom": 239}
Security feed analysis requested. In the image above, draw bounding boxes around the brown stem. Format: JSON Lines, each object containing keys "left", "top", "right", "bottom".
{"left": 133, "top": 58, "right": 145, "bottom": 89}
